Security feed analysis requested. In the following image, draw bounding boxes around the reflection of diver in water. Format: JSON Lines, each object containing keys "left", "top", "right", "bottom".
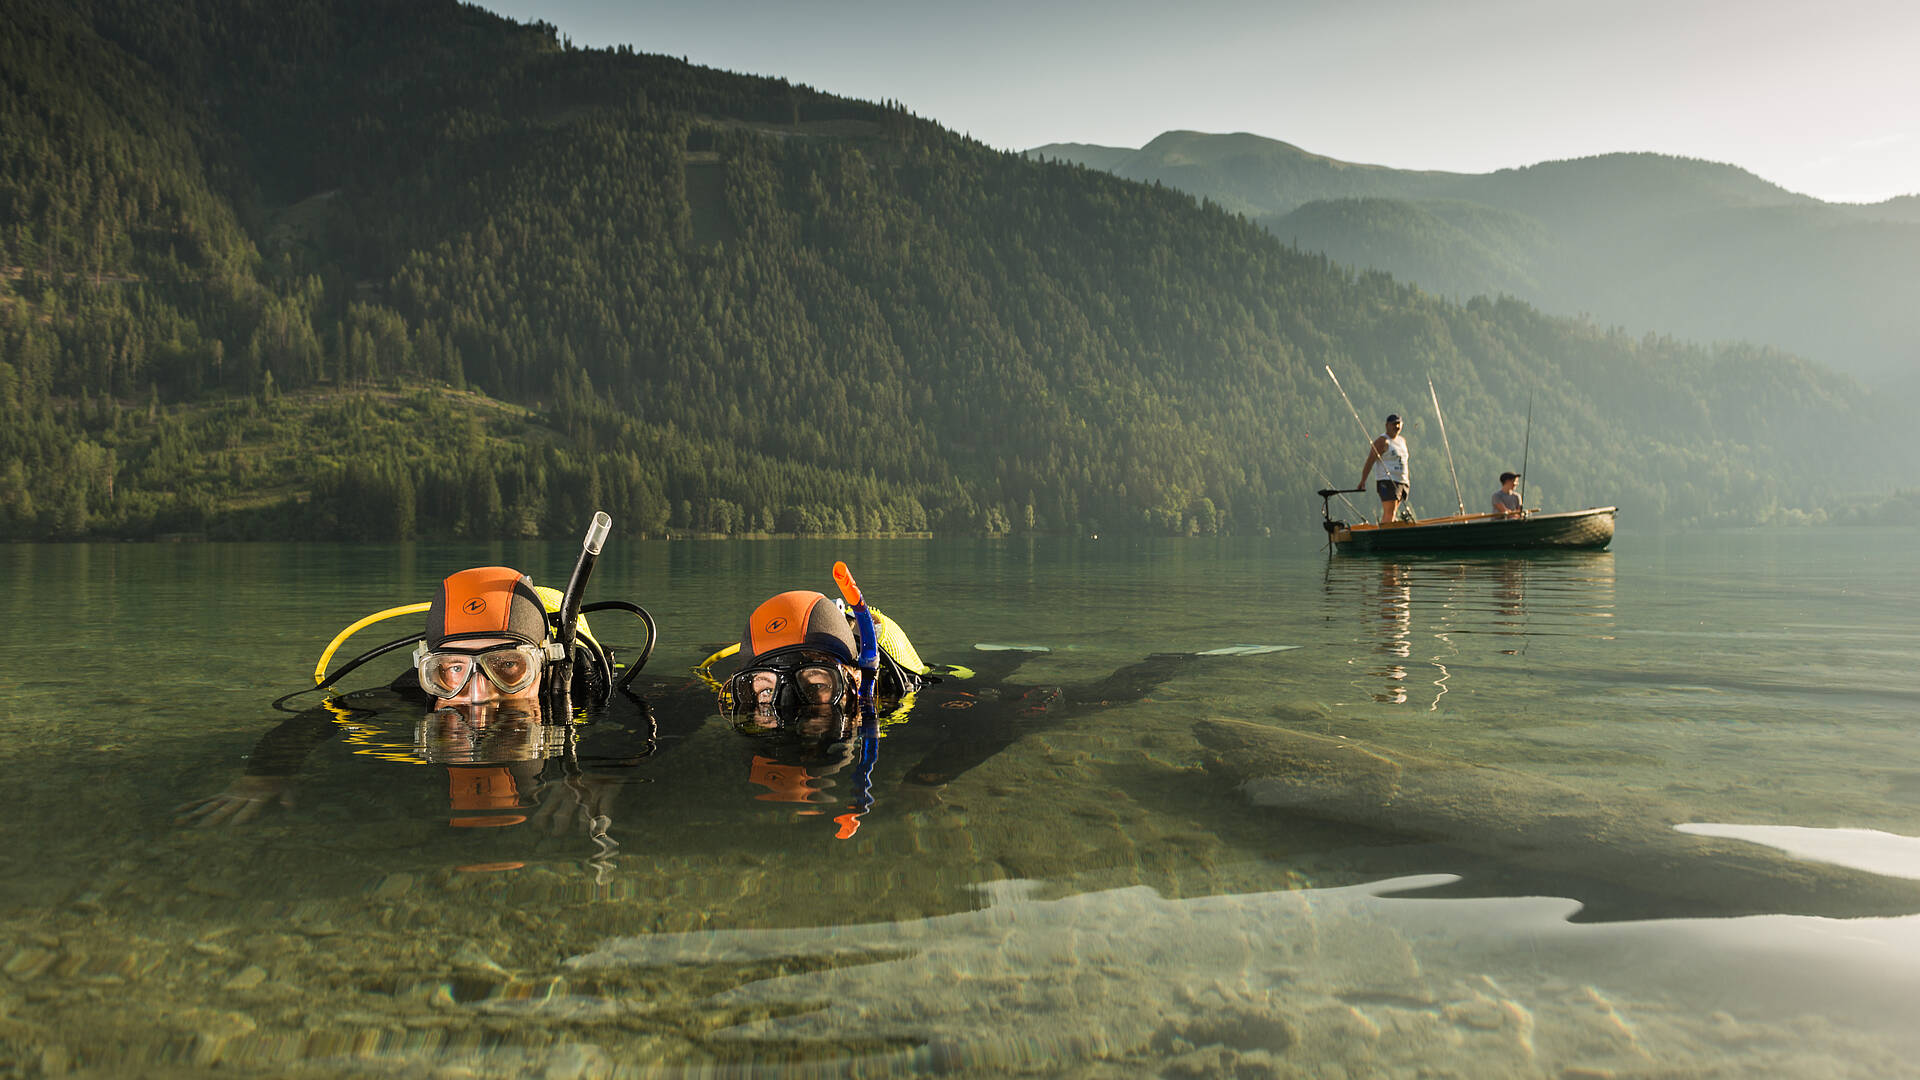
{"left": 180, "top": 521, "right": 667, "bottom": 875}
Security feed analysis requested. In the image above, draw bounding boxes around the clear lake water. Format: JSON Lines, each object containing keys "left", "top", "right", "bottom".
{"left": 3, "top": 528, "right": 1919, "bottom": 1078}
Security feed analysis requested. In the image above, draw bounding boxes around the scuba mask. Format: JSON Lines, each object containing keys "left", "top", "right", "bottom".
{"left": 719, "top": 648, "right": 857, "bottom": 729}
{"left": 412, "top": 641, "right": 549, "bottom": 699}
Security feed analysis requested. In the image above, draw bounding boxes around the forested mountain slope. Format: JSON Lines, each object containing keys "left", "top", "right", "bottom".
{"left": 0, "top": 0, "right": 1887, "bottom": 540}
{"left": 1035, "top": 132, "right": 1920, "bottom": 387}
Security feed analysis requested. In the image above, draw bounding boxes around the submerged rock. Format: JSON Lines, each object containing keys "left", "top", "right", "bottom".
{"left": 1192, "top": 718, "right": 1920, "bottom": 919}
{"left": 221, "top": 965, "right": 268, "bottom": 991}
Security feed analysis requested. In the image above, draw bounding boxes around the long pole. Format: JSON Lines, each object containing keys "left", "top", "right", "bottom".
{"left": 1324, "top": 365, "right": 1373, "bottom": 443}
{"left": 1518, "top": 394, "right": 1533, "bottom": 510}
{"left": 1427, "top": 375, "right": 1466, "bottom": 516}
{"left": 1321, "top": 365, "right": 1372, "bottom": 519}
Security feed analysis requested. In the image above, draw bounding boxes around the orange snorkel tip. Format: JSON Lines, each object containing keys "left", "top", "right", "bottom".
{"left": 831, "top": 561, "right": 879, "bottom": 672}
{"left": 832, "top": 561, "right": 864, "bottom": 608}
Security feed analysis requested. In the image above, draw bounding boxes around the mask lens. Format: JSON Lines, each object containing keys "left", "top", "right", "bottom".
{"left": 416, "top": 644, "right": 542, "bottom": 697}
{"left": 418, "top": 652, "right": 476, "bottom": 697}
{"left": 720, "top": 670, "right": 778, "bottom": 715}
{"left": 793, "top": 665, "right": 845, "bottom": 705}
{"left": 478, "top": 647, "right": 539, "bottom": 693}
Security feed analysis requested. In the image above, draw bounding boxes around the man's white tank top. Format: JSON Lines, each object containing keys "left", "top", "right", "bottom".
{"left": 1378, "top": 434, "right": 1409, "bottom": 484}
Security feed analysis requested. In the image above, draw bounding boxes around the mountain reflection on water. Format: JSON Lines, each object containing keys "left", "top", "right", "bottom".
{"left": 1, "top": 532, "right": 1918, "bottom": 1077}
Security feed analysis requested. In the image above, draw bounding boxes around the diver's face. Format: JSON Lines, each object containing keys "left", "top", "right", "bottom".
{"left": 735, "top": 656, "right": 861, "bottom": 715}
{"left": 744, "top": 662, "right": 860, "bottom": 707}
{"left": 429, "top": 636, "right": 543, "bottom": 708}
{"left": 726, "top": 656, "right": 863, "bottom": 737}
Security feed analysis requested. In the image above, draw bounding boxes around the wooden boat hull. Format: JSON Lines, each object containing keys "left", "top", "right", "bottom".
{"left": 1331, "top": 506, "right": 1616, "bottom": 553}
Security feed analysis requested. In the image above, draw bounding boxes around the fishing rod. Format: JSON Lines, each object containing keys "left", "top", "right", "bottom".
{"left": 1426, "top": 375, "right": 1466, "bottom": 516}
{"left": 1518, "top": 393, "right": 1533, "bottom": 510}
{"left": 1324, "top": 365, "right": 1373, "bottom": 443}
{"left": 1320, "top": 365, "right": 1372, "bottom": 519}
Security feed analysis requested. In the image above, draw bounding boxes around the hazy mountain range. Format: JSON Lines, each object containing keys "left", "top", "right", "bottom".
{"left": 1032, "top": 131, "right": 1920, "bottom": 391}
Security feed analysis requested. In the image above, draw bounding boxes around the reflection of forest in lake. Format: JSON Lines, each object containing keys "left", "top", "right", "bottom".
{"left": 1323, "top": 552, "right": 1616, "bottom": 708}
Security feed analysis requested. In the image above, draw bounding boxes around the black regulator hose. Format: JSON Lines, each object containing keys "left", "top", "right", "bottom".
{"left": 271, "top": 632, "right": 419, "bottom": 712}
{"left": 581, "top": 600, "right": 658, "bottom": 692}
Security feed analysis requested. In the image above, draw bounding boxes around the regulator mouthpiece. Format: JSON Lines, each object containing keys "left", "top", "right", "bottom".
{"left": 583, "top": 512, "right": 612, "bottom": 555}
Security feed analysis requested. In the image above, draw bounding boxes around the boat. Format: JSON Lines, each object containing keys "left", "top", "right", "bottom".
{"left": 1317, "top": 490, "right": 1616, "bottom": 553}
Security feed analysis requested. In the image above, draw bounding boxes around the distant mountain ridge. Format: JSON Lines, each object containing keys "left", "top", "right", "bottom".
{"left": 1034, "top": 131, "right": 1469, "bottom": 216}
{"left": 1032, "top": 133, "right": 1853, "bottom": 220}
{"left": 1032, "top": 133, "right": 1919, "bottom": 385}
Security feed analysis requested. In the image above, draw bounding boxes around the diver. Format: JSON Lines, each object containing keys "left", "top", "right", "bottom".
{"left": 179, "top": 518, "right": 671, "bottom": 873}
{"left": 696, "top": 563, "right": 924, "bottom": 838}
{"left": 712, "top": 583, "right": 933, "bottom": 731}
{"left": 176, "top": 563, "right": 668, "bottom": 842}
{"left": 682, "top": 562, "right": 1299, "bottom": 817}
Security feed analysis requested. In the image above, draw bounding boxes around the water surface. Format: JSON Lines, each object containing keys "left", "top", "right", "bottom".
{"left": 2, "top": 529, "right": 1918, "bottom": 1077}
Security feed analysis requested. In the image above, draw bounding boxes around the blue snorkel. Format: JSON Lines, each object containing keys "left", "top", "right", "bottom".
{"left": 829, "top": 562, "right": 880, "bottom": 839}
{"left": 831, "top": 561, "right": 880, "bottom": 694}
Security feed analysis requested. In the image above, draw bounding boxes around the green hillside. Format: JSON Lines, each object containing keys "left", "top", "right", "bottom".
{"left": 0, "top": 0, "right": 1893, "bottom": 541}
{"left": 1270, "top": 198, "right": 1551, "bottom": 302}
{"left": 1037, "top": 132, "right": 1920, "bottom": 386}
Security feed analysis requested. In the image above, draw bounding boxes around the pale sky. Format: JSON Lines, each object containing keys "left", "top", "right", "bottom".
{"left": 480, "top": 0, "right": 1919, "bottom": 204}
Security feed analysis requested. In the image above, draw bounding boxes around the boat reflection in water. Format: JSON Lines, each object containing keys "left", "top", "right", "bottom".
{"left": 1326, "top": 551, "right": 1617, "bottom": 710}
{"left": 1368, "top": 562, "right": 1413, "bottom": 703}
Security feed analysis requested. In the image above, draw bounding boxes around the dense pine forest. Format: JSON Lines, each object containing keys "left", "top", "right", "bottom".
{"left": 0, "top": 0, "right": 1896, "bottom": 541}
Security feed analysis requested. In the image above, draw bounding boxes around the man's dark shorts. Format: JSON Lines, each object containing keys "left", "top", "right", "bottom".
{"left": 1376, "top": 480, "right": 1409, "bottom": 502}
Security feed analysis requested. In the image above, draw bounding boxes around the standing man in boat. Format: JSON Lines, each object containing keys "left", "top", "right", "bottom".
{"left": 1358, "top": 413, "right": 1412, "bottom": 525}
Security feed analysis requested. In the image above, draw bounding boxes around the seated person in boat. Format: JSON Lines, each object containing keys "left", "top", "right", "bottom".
{"left": 1493, "top": 472, "right": 1524, "bottom": 516}
{"left": 1358, "top": 412, "right": 1412, "bottom": 524}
